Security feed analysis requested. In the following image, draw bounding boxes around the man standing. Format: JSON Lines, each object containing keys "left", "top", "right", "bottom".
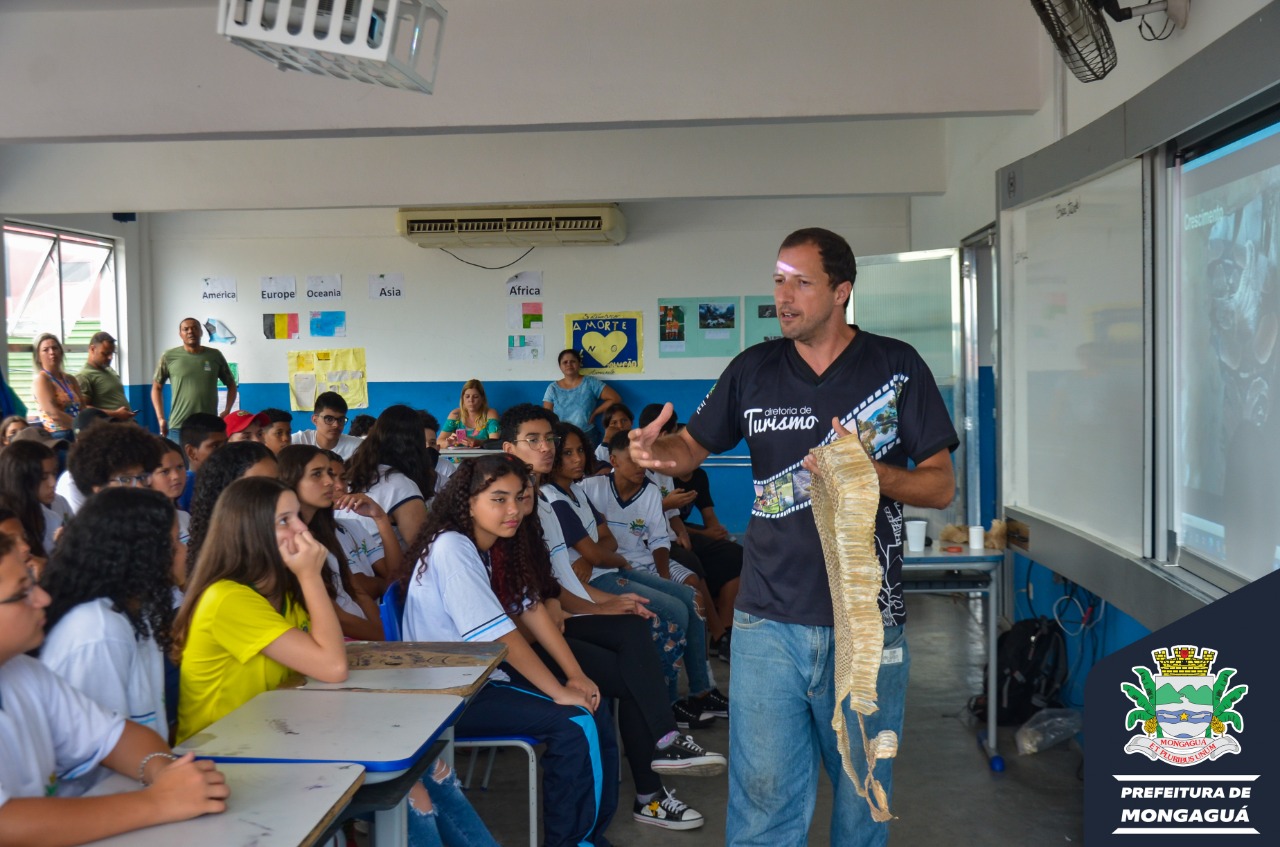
{"left": 151, "top": 318, "right": 236, "bottom": 442}
{"left": 76, "top": 332, "right": 135, "bottom": 421}
{"left": 631, "top": 228, "right": 957, "bottom": 847}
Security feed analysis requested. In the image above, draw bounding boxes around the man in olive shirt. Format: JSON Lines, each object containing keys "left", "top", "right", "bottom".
{"left": 151, "top": 317, "right": 237, "bottom": 441}
{"left": 76, "top": 332, "right": 136, "bottom": 421}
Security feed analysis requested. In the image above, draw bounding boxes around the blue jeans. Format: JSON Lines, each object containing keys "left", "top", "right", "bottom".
{"left": 726, "top": 613, "right": 909, "bottom": 847}
{"left": 590, "top": 567, "right": 711, "bottom": 702}
{"left": 417, "top": 766, "right": 498, "bottom": 847}
{"left": 165, "top": 428, "right": 181, "bottom": 445}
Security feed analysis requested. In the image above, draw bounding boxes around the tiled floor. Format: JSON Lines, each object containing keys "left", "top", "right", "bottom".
{"left": 445, "top": 593, "right": 1085, "bottom": 845}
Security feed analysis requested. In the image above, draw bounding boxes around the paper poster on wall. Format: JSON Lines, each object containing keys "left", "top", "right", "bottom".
{"left": 506, "top": 270, "right": 542, "bottom": 298}
{"left": 657, "top": 298, "right": 741, "bottom": 358}
{"left": 306, "top": 274, "right": 343, "bottom": 300}
{"left": 369, "top": 273, "right": 404, "bottom": 299}
{"left": 310, "top": 311, "right": 347, "bottom": 338}
{"left": 565, "top": 312, "right": 643, "bottom": 373}
{"left": 203, "top": 318, "right": 237, "bottom": 344}
{"left": 507, "top": 302, "right": 544, "bottom": 330}
{"left": 262, "top": 313, "right": 300, "bottom": 340}
{"left": 744, "top": 295, "right": 783, "bottom": 347}
{"left": 201, "top": 276, "right": 237, "bottom": 302}
{"left": 217, "top": 362, "right": 241, "bottom": 415}
{"left": 260, "top": 275, "right": 297, "bottom": 303}
{"left": 508, "top": 334, "right": 544, "bottom": 361}
{"left": 287, "top": 348, "right": 368, "bottom": 411}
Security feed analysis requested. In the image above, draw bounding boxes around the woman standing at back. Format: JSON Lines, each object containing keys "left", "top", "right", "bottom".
{"left": 542, "top": 349, "right": 620, "bottom": 442}
{"left": 31, "top": 333, "right": 84, "bottom": 442}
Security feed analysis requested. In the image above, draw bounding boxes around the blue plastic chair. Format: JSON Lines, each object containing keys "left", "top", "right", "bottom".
{"left": 378, "top": 582, "right": 404, "bottom": 642}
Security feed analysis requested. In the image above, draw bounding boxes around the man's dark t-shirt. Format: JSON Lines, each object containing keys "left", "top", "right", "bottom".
{"left": 685, "top": 328, "right": 958, "bottom": 628}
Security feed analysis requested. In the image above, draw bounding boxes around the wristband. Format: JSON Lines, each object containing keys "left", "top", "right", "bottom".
{"left": 138, "top": 751, "right": 179, "bottom": 785}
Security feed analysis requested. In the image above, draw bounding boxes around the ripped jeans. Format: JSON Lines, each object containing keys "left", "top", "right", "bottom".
{"left": 590, "top": 567, "right": 709, "bottom": 702}
{"left": 408, "top": 760, "right": 499, "bottom": 847}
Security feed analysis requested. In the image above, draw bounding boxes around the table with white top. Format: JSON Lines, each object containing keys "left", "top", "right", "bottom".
{"left": 84, "top": 762, "right": 365, "bottom": 847}
{"left": 902, "top": 545, "right": 1005, "bottom": 771}
{"left": 178, "top": 689, "right": 464, "bottom": 847}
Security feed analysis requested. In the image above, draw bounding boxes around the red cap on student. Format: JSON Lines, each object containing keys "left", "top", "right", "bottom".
{"left": 224, "top": 410, "right": 270, "bottom": 435}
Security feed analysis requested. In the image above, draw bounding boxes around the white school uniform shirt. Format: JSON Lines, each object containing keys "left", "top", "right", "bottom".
{"left": 435, "top": 455, "right": 456, "bottom": 493}
{"left": 40, "top": 598, "right": 166, "bottom": 794}
{"left": 403, "top": 531, "right": 518, "bottom": 681}
{"left": 645, "top": 470, "right": 682, "bottom": 522}
{"left": 543, "top": 481, "right": 618, "bottom": 583}
{"left": 54, "top": 471, "right": 86, "bottom": 515}
{"left": 536, "top": 489, "right": 591, "bottom": 601}
{"left": 351, "top": 465, "right": 425, "bottom": 552}
{"left": 0, "top": 655, "right": 125, "bottom": 805}
{"left": 177, "top": 509, "right": 191, "bottom": 546}
{"left": 579, "top": 474, "right": 671, "bottom": 574}
{"left": 594, "top": 443, "right": 610, "bottom": 466}
{"left": 335, "top": 519, "right": 380, "bottom": 577}
{"left": 324, "top": 553, "right": 367, "bottom": 619}
{"left": 290, "top": 429, "right": 365, "bottom": 460}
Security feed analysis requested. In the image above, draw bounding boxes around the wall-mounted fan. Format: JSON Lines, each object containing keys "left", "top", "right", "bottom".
{"left": 1029, "top": 0, "right": 1190, "bottom": 83}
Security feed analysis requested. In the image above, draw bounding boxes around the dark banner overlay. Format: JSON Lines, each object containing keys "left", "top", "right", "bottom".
{"left": 1085, "top": 569, "right": 1278, "bottom": 843}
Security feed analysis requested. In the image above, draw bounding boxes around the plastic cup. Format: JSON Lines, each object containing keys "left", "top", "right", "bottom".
{"left": 969, "top": 525, "right": 985, "bottom": 550}
{"left": 905, "top": 520, "right": 927, "bottom": 552}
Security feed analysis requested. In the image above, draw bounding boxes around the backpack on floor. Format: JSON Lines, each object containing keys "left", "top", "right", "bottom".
{"left": 969, "top": 616, "right": 1067, "bottom": 726}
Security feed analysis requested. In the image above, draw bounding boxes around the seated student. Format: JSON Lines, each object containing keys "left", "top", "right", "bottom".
{"left": 0, "top": 440, "right": 63, "bottom": 565}
{"left": 277, "top": 445, "right": 383, "bottom": 641}
{"left": 595, "top": 403, "right": 634, "bottom": 469}
{"left": 501, "top": 409, "right": 724, "bottom": 830}
{"left": 346, "top": 405, "right": 434, "bottom": 550}
{"left": 0, "top": 532, "right": 229, "bottom": 844}
{"left": 65, "top": 421, "right": 163, "bottom": 498}
{"left": 175, "top": 413, "right": 228, "bottom": 512}
{"left": 52, "top": 410, "right": 110, "bottom": 514}
{"left": 184, "top": 441, "right": 278, "bottom": 576}
{"left": 178, "top": 477, "right": 488, "bottom": 847}
{"left": 636, "top": 405, "right": 729, "bottom": 649}
{"left": 259, "top": 408, "right": 293, "bottom": 454}
{"left": 673, "top": 452, "right": 743, "bottom": 662}
{"left": 1, "top": 415, "right": 29, "bottom": 448}
{"left": 348, "top": 414, "right": 376, "bottom": 438}
{"left": 402, "top": 453, "right": 616, "bottom": 847}
{"left": 581, "top": 433, "right": 729, "bottom": 726}
{"left": 438, "top": 379, "right": 501, "bottom": 449}
{"left": 151, "top": 438, "right": 192, "bottom": 545}
{"left": 39, "top": 488, "right": 183, "bottom": 792}
{"left": 224, "top": 410, "right": 268, "bottom": 444}
{"left": 291, "top": 392, "right": 363, "bottom": 460}
{"left": 418, "top": 410, "right": 456, "bottom": 492}
{"left": 324, "top": 449, "right": 401, "bottom": 596}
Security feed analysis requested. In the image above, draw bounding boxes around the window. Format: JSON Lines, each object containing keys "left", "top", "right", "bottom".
{"left": 3, "top": 223, "right": 120, "bottom": 412}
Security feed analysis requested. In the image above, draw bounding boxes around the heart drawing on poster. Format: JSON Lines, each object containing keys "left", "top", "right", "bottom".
{"left": 582, "top": 330, "right": 628, "bottom": 366}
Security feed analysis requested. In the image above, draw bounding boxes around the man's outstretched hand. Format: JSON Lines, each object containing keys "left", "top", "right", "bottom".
{"left": 629, "top": 402, "right": 677, "bottom": 469}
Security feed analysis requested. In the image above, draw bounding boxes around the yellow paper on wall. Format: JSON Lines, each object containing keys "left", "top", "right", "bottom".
{"left": 287, "top": 347, "right": 368, "bottom": 411}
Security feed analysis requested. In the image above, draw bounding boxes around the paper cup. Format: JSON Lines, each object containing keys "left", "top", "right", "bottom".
{"left": 905, "top": 520, "right": 927, "bottom": 552}
{"left": 969, "top": 525, "right": 985, "bottom": 550}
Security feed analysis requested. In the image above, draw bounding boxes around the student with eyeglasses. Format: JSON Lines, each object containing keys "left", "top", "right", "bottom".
{"left": 64, "top": 422, "right": 165, "bottom": 505}
{"left": 291, "top": 391, "right": 364, "bottom": 460}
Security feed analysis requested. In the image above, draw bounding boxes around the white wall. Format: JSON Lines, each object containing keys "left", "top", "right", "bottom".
{"left": 146, "top": 197, "right": 908, "bottom": 387}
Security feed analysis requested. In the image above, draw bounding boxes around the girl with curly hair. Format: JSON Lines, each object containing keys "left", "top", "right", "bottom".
{"left": 173, "top": 477, "right": 346, "bottom": 743}
{"left": 401, "top": 453, "right": 617, "bottom": 847}
{"left": 38, "top": 488, "right": 182, "bottom": 790}
{"left": 0, "top": 439, "right": 61, "bottom": 561}
{"left": 183, "top": 440, "right": 277, "bottom": 578}
{"left": 345, "top": 404, "right": 436, "bottom": 550}
{"left": 276, "top": 444, "right": 383, "bottom": 640}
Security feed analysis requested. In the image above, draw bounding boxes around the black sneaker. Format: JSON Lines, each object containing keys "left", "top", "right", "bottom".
{"left": 651, "top": 734, "right": 727, "bottom": 777}
{"left": 633, "top": 789, "right": 705, "bottom": 830}
{"left": 695, "top": 688, "right": 729, "bottom": 719}
{"left": 672, "top": 698, "right": 715, "bottom": 729}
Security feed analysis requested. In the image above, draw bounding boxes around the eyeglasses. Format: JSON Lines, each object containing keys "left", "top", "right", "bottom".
{"left": 109, "top": 472, "right": 154, "bottom": 488}
{"left": 318, "top": 415, "right": 348, "bottom": 427}
{"left": 513, "top": 434, "right": 560, "bottom": 449}
{"left": 0, "top": 567, "right": 37, "bottom": 607}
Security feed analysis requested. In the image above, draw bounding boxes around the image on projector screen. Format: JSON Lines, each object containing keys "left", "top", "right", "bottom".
{"left": 1179, "top": 119, "right": 1280, "bottom": 580}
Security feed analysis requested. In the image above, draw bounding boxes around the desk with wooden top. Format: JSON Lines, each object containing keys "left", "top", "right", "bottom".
{"left": 83, "top": 762, "right": 365, "bottom": 847}
{"left": 902, "top": 546, "right": 1005, "bottom": 771}
{"left": 279, "top": 641, "right": 506, "bottom": 698}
